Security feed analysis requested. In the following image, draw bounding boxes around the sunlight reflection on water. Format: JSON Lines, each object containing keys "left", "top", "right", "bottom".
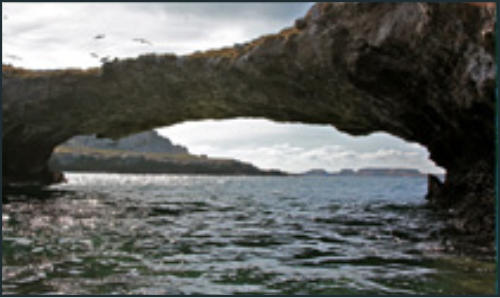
{"left": 2, "top": 173, "right": 496, "bottom": 295}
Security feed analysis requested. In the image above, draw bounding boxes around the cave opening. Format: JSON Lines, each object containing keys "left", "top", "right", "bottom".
{"left": 40, "top": 116, "right": 449, "bottom": 233}
{"left": 48, "top": 117, "right": 445, "bottom": 183}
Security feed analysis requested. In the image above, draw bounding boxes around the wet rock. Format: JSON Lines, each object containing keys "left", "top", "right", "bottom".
{"left": 425, "top": 174, "right": 444, "bottom": 204}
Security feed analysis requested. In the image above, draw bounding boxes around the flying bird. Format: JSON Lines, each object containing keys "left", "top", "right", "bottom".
{"left": 90, "top": 52, "right": 99, "bottom": 58}
{"left": 132, "top": 38, "right": 152, "bottom": 46}
{"left": 94, "top": 34, "right": 105, "bottom": 40}
{"left": 6, "top": 54, "right": 22, "bottom": 61}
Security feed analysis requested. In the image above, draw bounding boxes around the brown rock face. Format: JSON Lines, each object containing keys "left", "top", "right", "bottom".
{"left": 2, "top": 3, "right": 496, "bottom": 248}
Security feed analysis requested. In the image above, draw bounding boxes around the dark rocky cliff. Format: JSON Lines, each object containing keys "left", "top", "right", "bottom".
{"left": 2, "top": 3, "right": 496, "bottom": 248}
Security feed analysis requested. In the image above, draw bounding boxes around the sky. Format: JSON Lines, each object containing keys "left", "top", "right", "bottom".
{"left": 2, "top": 2, "right": 444, "bottom": 174}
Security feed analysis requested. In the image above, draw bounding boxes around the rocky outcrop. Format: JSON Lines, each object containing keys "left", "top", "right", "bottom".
{"left": 49, "top": 132, "right": 286, "bottom": 176}
{"left": 426, "top": 174, "right": 444, "bottom": 202}
{"left": 2, "top": 3, "right": 496, "bottom": 248}
{"left": 62, "top": 130, "right": 189, "bottom": 154}
{"left": 50, "top": 149, "right": 285, "bottom": 176}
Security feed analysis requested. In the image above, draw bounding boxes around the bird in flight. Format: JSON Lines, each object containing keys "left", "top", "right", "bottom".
{"left": 90, "top": 52, "right": 99, "bottom": 58}
{"left": 132, "top": 38, "right": 153, "bottom": 46}
{"left": 94, "top": 34, "right": 105, "bottom": 40}
{"left": 6, "top": 54, "right": 22, "bottom": 61}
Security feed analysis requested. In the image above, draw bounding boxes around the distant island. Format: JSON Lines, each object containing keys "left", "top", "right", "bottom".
{"left": 49, "top": 131, "right": 285, "bottom": 176}
{"left": 299, "top": 168, "right": 441, "bottom": 178}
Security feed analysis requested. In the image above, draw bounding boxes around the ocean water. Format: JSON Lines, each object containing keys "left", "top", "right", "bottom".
{"left": 2, "top": 173, "right": 496, "bottom": 295}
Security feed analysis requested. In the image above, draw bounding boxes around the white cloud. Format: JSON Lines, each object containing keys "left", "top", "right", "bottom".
{"left": 157, "top": 119, "right": 445, "bottom": 174}
{"left": 157, "top": 118, "right": 303, "bottom": 148}
{"left": 170, "top": 135, "right": 444, "bottom": 174}
{"left": 2, "top": 2, "right": 313, "bottom": 69}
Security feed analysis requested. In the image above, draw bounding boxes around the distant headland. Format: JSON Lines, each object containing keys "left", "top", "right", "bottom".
{"left": 49, "top": 131, "right": 285, "bottom": 176}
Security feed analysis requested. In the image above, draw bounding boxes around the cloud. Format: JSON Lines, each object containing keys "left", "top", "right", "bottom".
{"left": 129, "top": 3, "right": 313, "bottom": 24}
{"left": 359, "top": 149, "right": 420, "bottom": 160}
{"left": 157, "top": 118, "right": 300, "bottom": 147}
{"left": 177, "top": 140, "right": 444, "bottom": 174}
{"left": 157, "top": 118, "right": 445, "bottom": 174}
{"left": 2, "top": 2, "right": 313, "bottom": 69}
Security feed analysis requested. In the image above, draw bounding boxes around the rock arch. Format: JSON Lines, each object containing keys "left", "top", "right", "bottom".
{"left": 2, "top": 3, "right": 496, "bottom": 245}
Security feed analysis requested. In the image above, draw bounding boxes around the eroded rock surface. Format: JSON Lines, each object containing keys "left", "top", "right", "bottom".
{"left": 2, "top": 3, "right": 496, "bottom": 248}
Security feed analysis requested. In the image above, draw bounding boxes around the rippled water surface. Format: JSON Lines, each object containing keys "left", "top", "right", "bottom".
{"left": 2, "top": 173, "right": 496, "bottom": 295}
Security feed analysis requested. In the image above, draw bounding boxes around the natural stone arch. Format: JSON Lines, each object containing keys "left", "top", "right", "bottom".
{"left": 2, "top": 3, "right": 496, "bottom": 245}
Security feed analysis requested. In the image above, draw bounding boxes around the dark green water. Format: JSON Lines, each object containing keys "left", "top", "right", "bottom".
{"left": 2, "top": 174, "right": 496, "bottom": 295}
